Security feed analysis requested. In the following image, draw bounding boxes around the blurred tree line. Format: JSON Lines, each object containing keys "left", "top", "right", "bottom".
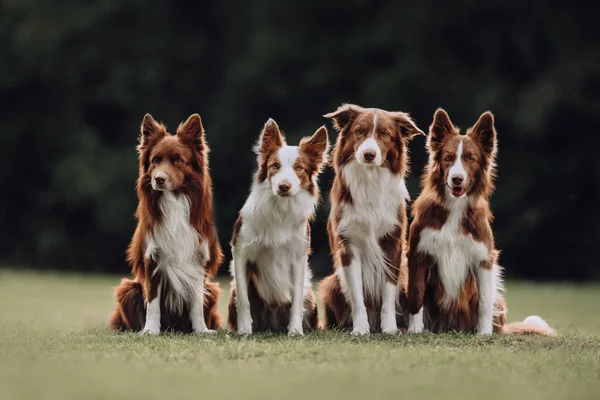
{"left": 1, "top": 0, "right": 598, "bottom": 280}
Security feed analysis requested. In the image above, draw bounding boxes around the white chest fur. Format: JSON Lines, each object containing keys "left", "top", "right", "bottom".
{"left": 145, "top": 192, "right": 208, "bottom": 313}
{"left": 337, "top": 161, "right": 409, "bottom": 304}
{"left": 233, "top": 180, "right": 315, "bottom": 305}
{"left": 417, "top": 196, "right": 489, "bottom": 308}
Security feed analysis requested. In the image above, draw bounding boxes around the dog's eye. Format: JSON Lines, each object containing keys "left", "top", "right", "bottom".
{"left": 295, "top": 165, "right": 303, "bottom": 171}
{"left": 175, "top": 157, "right": 184, "bottom": 163}
{"left": 272, "top": 163, "right": 280, "bottom": 170}
{"left": 382, "top": 131, "right": 390, "bottom": 138}
{"left": 467, "top": 156, "right": 475, "bottom": 163}
{"left": 444, "top": 155, "right": 453, "bottom": 162}
{"left": 151, "top": 157, "right": 160, "bottom": 164}
{"left": 355, "top": 128, "right": 363, "bottom": 135}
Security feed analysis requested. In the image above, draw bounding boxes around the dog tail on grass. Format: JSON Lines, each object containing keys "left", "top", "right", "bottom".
{"left": 108, "top": 278, "right": 145, "bottom": 331}
{"left": 502, "top": 315, "right": 557, "bottom": 336}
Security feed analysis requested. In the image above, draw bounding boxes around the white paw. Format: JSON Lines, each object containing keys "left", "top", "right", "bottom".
{"left": 477, "top": 319, "right": 493, "bottom": 335}
{"left": 351, "top": 317, "right": 370, "bottom": 336}
{"left": 194, "top": 327, "right": 216, "bottom": 334}
{"left": 141, "top": 325, "right": 160, "bottom": 335}
{"left": 237, "top": 322, "right": 252, "bottom": 336}
{"left": 288, "top": 325, "right": 304, "bottom": 337}
{"left": 381, "top": 316, "right": 399, "bottom": 334}
{"left": 408, "top": 314, "right": 424, "bottom": 334}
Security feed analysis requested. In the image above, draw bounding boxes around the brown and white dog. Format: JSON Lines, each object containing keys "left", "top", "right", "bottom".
{"left": 109, "top": 113, "right": 223, "bottom": 334}
{"left": 227, "top": 119, "right": 329, "bottom": 335}
{"left": 406, "top": 108, "right": 555, "bottom": 335}
{"left": 319, "top": 104, "right": 424, "bottom": 335}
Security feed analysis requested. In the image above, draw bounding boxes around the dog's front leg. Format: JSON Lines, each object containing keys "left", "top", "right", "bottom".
{"left": 343, "top": 245, "right": 369, "bottom": 336}
{"left": 476, "top": 257, "right": 495, "bottom": 335}
{"left": 407, "top": 246, "right": 431, "bottom": 334}
{"left": 233, "top": 247, "right": 253, "bottom": 335}
{"left": 288, "top": 255, "right": 307, "bottom": 336}
{"left": 190, "top": 270, "right": 214, "bottom": 334}
{"left": 142, "top": 271, "right": 161, "bottom": 335}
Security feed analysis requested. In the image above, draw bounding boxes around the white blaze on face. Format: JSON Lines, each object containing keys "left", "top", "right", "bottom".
{"left": 356, "top": 113, "right": 383, "bottom": 166}
{"left": 271, "top": 146, "right": 301, "bottom": 196}
{"left": 447, "top": 138, "right": 467, "bottom": 188}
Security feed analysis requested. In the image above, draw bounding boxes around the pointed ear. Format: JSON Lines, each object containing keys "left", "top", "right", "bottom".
{"left": 254, "top": 118, "right": 284, "bottom": 155}
{"left": 469, "top": 111, "right": 497, "bottom": 156}
{"left": 428, "top": 108, "right": 456, "bottom": 152}
{"left": 300, "top": 125, "right": 330, "bottom": 171}
{"left": 139, "top": 113, "right": 166, "bottom": 149}
{"left": 391, "top": 112, "right": 425, "bottom": 141}
{"left": 323, "top": 104, "right": 362, "bottom": 131}
{"left": 177, "top": 113, "right": 206, "bottom": 152}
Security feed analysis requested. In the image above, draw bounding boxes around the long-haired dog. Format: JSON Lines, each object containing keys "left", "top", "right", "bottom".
{"left": 109, "top": 113, "right": 223, "bottom": 334}
{"left": 227, "top": 119, "right": 329, "bottom": 335}
{"left": 319, "top": 104, "right": 424, "bottom": 335}
{"left": 406, "top": 108, "right": 555, "bottom": 335}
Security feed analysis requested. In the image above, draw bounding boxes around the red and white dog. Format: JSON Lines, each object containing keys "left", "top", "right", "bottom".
{"left": 319, "top": 104, "right": 424, "bottom": 335}
{"left": 406, "top": 108, "right": 555, "bottom": 335}
{"left": 109, "top": 113, "right": 223, "bottom": 334}
{"left": 227, "top": 119, "right": 329, "bottom": 335}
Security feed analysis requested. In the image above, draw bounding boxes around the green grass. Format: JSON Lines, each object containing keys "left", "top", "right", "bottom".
{"left": 1, "top": 269, "right": 599, "bottom": 400}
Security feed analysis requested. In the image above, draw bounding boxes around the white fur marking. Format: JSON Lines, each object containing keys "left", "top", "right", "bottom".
{"left": 417, "top": 195, "right": 489, "bottom": 308}
{"left": 408, "top": 307, "right": 424, "bottom": 333}
{"left": 381, "top": 281, "right": 399, "bottom": 333}
{"left": 288, "top": 255, "right": 307, "bottom": 336}
{"left": 357, "top": 137, "right": 383, "bottom": 166}
{"left": 448, "top": 138, "right": 467, "bottom": 187}
{"left": 272, "top": 146, "right": 302, "bottom": 196}
{"left": 342, "top": 247, "right": 369, "bottom": 335}
{"left": 476, "top": 267, "right": 494, "bottom": 335}
{"left": 523, "top": 315, "right": 550, "bottom": 329}
{"left": 142, "top": 285, "right": 161, "bottom": 335}
{"left": 145, "top": 191, "right": 207, "bottom": 314}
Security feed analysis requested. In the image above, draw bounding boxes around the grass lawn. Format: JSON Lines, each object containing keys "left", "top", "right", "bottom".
{"left": 1, "top": 269, "right": 599, "bottom": 400}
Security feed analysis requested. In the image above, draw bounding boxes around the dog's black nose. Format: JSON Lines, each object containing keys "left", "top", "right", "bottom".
{"left": 155, "top": 176, "right": 166, "bottom": 186}
{"left": 452, "top": 176, "right": 464, "bottom": 185}
{"left": 363, "top": 151, "right": 376, "bottom": 162}
{"left": 278, "top": 182, "right": 291, "bottom": 193}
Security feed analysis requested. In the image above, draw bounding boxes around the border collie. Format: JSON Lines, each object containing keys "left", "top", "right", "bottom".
{"left": 319, "top": 104, "right": 424, "bottom": 335}
{"left": 406, "top": 108, "right": 555, "bottom": 335}
{"left": 227, "top": 119, "right": 329, "bottom": 335}
{"left": 109, "top": 113, "right": 223, "bottom": 334}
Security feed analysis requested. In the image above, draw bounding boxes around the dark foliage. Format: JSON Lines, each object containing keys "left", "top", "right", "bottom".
{"left": 1, "top": 0, "right": 598, "bottom": 279}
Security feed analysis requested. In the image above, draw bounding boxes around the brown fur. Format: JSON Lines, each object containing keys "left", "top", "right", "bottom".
{"left": 407, "top": 109, "right": 555, "bottom": 335}
{"left": 319, "top": 104, "right": 423, "bottom": 331}
{"left": 109, "top": 113, "right": 223, "bottom": 332}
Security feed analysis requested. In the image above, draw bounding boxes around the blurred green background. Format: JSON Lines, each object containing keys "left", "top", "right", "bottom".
{"left": 1, "top": 0, "right": 598, "bottom": 280}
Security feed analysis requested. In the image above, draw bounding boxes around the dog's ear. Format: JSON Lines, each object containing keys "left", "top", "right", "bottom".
{"left": 428, "top": 108, "right": 456, "bottom": 152}
{"left": 300, "top": 125, "right": 330, "bottom": 172}
{"left": 391, "top": 111, "right": 425, "bottom": 141}
{"left": 469, "top": 111, "right": 497, "bottom": 157}
{"left": 323, "top": 104, "right": 362, "bottom": 131}
{"left": 177, "top": 113, "right": 207, "bottom": 154}
{"left": 254, "top": 118, "right": 284, "bottom": 155}
{"left": 139, "top": 113, "right": 167, "bottom": 150}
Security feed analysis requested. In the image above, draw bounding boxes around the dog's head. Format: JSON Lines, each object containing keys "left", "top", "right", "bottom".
{"left": 255, "top": 118, "right": 329, "bottom": 198}
{"left": 426, "top": 108, "right": 497, "bottom": 199}
{"left": 324, "top": 104, "right": 424, "bottom": 175}
{"left": 137, "top": 113, "right": 209, "bottom": 192}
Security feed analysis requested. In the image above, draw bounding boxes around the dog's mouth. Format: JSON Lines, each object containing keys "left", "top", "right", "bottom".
{"left": 451, "top": 186, "right": 465, "bottom": 197}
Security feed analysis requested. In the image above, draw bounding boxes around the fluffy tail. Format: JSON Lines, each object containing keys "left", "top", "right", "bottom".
{"left": 502, "top": 315, "right": 557, "bottom": 336}
{"left": 108, "top": 278, "right": 145, "bottom": 331}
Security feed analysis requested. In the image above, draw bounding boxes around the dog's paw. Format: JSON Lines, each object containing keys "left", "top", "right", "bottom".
{"left": 194, "top": 327, "right": 216, "bottom": 334}
{"left": 140, "top": 326, "right": 160, "bottom": 336}
{"left": 351, "top": 321, "right": 370, "bottom": 336}
{"left": 476, "top": 325, "right": 493, "bottom": 335}
{"left": 287, "top": 323, "right": 304, "bottom": 336}
{"left": 408, "top": 314, "right": 424, "bottom": 334}
{"left": 237, "top": 322, "right": 253, "bottom": 336}
{"left": 380, "top": 314, "right": 399, "bottom": 334}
